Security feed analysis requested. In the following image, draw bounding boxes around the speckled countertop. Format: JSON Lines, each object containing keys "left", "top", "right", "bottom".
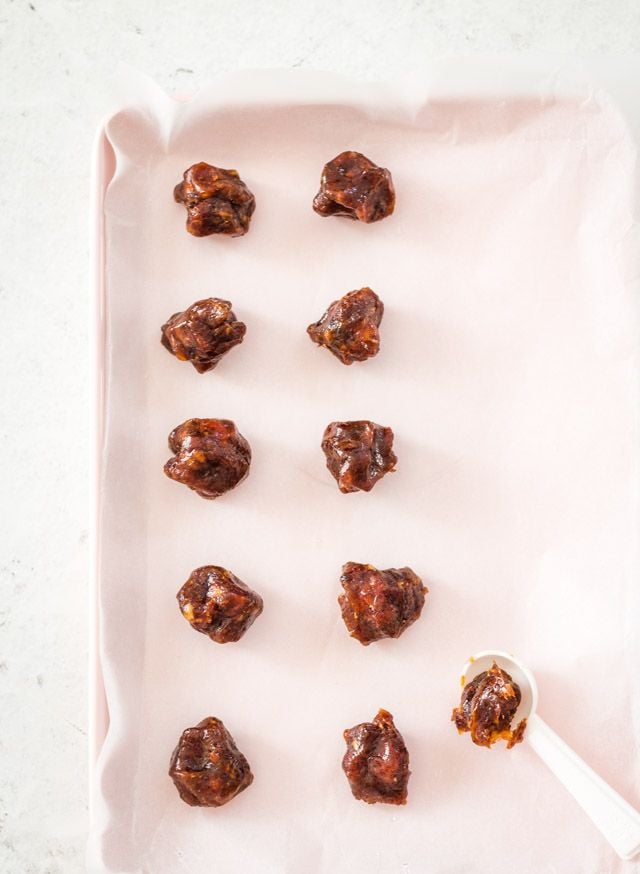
{"left": 1, "top": 1, "right": 639, "bottom": 871}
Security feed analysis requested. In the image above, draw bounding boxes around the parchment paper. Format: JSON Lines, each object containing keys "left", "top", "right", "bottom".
{"left": 89, "top": 60, "right": 640, "bottom": 874}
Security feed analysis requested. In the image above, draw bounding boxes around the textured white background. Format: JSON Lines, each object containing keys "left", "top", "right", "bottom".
{"left": 1, "top": 2, "right": 640, "bottom": 872}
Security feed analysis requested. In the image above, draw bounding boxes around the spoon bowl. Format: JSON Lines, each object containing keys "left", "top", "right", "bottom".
{"left": 460, "top": 649, "right": 538, "bottom": 729}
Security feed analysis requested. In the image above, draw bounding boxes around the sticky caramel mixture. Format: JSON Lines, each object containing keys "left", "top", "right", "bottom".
{"left": 452, "top": 662, "right": 527, "bottom": 749}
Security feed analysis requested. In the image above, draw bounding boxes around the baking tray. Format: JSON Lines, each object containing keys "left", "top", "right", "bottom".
{"left": 89, "top": 63, "right": 640, "bottom": 874}
{"left": 89, "top": 125, "right": 113, "bottom": 775}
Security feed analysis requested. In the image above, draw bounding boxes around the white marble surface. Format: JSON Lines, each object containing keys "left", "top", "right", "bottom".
{"left": 0, "top": 2, "right": 638, "bottom": 871}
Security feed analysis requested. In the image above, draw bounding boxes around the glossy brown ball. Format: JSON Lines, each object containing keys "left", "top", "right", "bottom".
{"left": 164, "top": 418, "right": 251, "bottom": 499}
{"left": 339, "top": 562, "right": 427, "bottom": 645}
{"left": 174, "top": 162, "right": 255, "bottom": 237}
{"left": 169, "top": 717, "right": 253, "bottom": 807}
{"left": 342, "top": 709, "right": 410, "bottom": 805}
{"left": 161, "top": 298, "right": 246, "bottom": 373}
{"left": 313, "top": 151, "right": 395, "bottom": 223}
{"left": 307, "top": 287, "right": 383, "bottom": 365}
{"left": 177, "top": 566, "right": 263, "bottom": 643}
{"left": 321, "top": 420, "right": 396, "bottom": 493}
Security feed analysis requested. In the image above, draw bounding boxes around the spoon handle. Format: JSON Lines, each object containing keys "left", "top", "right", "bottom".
{"left": 527, "top": 713, "right": 640, "bottom": 859}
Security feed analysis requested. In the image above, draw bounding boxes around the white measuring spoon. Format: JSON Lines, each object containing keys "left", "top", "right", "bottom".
{"left": 460, "top": 650, "right": 640, "bottom": 860}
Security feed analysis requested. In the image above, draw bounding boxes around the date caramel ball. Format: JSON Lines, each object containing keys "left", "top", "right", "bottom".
{"left": 321, "top": 420, "right": 396, "bottom": 493}
{"left": 342, "top": 709, "right": 410, "bottom": 805}
{"left": 161, "top": 298, "right": 246, "bottom": 373}
{"left": 177, "top": 566, "right": 263, "bottom": 643}
{"left": 339, "top": 562, "right": 427, "bottom": 645}
{"left": 169, "top": 717, "right": 253, "bottom": 807}
{"left": 174, "top": 162, "right": 255, "bottom": 237}
{"left": 307, "top": 287, "right": 383, "bottom": 365}
{"left": 313, "top": 151, "right": 395, "bottom": 223}
{"left": 164, "top": 418, "right": 251, "bottom": 499}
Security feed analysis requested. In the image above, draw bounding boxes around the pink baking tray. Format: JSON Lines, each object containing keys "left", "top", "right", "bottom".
{"left": 88, "top": 66, "right": 640, "bottom": 874}
{"left": 89, "top": 127, "right": 113, "bottom": 775}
